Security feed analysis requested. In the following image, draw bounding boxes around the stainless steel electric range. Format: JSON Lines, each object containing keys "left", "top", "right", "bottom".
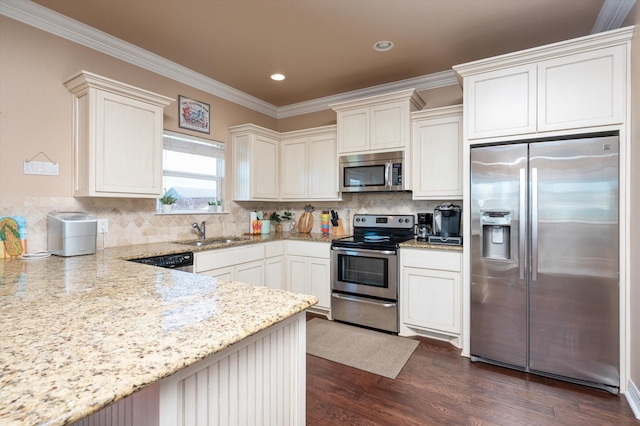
{"left": 330, "top": 214, "right": 415, "bottom": 334}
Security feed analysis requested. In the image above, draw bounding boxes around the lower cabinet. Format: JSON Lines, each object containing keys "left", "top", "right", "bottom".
{"left": 285, "top": 241, "right": 331, "bottom": 312}
{"left": 400, "top": 248, "right": 462, "bottom": 346}
{"left": 194, "top": 244, "right": 265, "bottom": 287}
{"left": 265, "top": 241, "right": 285, "bottom": 290}
{"left": 193, "top": 240, "right": 331, "bottom": 312}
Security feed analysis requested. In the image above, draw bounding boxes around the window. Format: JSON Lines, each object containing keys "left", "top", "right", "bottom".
{"left": 161, "top": 130, "right": 225, "bottom": 212}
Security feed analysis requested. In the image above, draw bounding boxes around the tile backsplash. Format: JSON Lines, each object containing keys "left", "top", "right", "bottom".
{"left": 1, "top": 194, "right": 462, "bottom": 253}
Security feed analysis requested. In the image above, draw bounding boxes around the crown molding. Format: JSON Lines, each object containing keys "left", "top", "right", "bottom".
{"left": 2, "top": 0, "right": 630, "bottom": 119}
{"left": 592, "top": 0, "right": 637, "bottom": 34}
{"left": 0, "top": 0, "right": 279, "bottom": 117}
{"left": 276, "top": 70, "right": 457, "bottom": 118}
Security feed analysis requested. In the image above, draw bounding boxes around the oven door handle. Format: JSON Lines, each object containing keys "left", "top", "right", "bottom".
{"left": 332, "top": 292, "right": 396, "bottom": 307}
{"left": 331, "top": 246, "right": 396, "bottom": 256}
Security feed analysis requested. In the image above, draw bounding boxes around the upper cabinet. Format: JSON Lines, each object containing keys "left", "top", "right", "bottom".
{"left": 64, "top": 71, "right": 173, "bottom": 198}
{"left": 280, "top": 126, "right": 339, "bottom": 201}
{"left": 411, "top": 105, "right": 463, "bottom": 200}
{"left": 453, "top": 27, "right": 632, "bottom": 141}
{"left": 230, "top": 124, "right": 280, "bottom": 201}
{"left": 230, "top": 124, "right": 340, "bottom": 202}
{"left": 330, "top": 89, "right": 425, "bottom": 155}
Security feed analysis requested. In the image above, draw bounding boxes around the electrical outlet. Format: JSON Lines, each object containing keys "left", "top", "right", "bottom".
{"left": 97, "top": 218, "right": 108, "bottom": 234}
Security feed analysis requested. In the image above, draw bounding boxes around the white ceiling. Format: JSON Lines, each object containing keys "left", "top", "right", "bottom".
{"left": 1, "top": 0, "right": 636, "bottom": 117}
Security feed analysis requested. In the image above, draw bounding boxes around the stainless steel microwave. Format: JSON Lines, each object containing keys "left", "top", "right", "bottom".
{"left": 339, "top": 151, "right": 407, "bottom": 192}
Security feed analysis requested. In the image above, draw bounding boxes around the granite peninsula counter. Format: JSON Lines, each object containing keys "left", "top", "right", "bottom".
{"left": 0, "top": 243, "right": 318, "bottom": 425}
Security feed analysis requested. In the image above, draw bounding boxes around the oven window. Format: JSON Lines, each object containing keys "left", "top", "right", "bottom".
{"left": 344, "top": 165, "right": 386, "bottom": 187}
{"left": 337, "top": 254, "right": 388, "bottom": 288}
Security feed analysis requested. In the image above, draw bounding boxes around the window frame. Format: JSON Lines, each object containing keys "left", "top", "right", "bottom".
{"left": 161, "top": 130, "right": 225, "bottom": 213}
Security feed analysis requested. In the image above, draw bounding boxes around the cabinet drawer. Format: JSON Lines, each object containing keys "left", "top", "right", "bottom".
{"left": 402, "top": 248, "right": 461, "bottom": 272}
{"left": 265, "top": 241, "right": 285, "bottom": 258}
{"left": 195, "top": 244, "right": 265, "bottom": 272}
{"left": 286, "top": 241, "right": 330, "bottom": 258}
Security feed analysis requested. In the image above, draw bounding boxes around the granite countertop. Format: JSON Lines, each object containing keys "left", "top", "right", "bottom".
{"left": 0, "top": 238, "right": 319, "bottom": 425}
{"left": 400, "top": 238, "right": 463, "bottom": 251}
{"left": 115, "top": 231, "right": 333, "bottom": 260}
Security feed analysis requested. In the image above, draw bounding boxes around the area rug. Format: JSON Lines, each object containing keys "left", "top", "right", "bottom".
{"left": 306, "top": 318, "right": 419, "bottom": 379}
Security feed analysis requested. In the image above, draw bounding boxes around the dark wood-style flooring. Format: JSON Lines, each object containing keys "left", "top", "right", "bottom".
{"left": 305, "top": 314, "right": 639, "bottom": 425}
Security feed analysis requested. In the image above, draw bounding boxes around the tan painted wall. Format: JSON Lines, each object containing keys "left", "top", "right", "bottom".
{"left": 0, "top": 17, "right": 276, "bottom": 198}
{"left": 623, "top": 5, "right": 639, "bottom": 397}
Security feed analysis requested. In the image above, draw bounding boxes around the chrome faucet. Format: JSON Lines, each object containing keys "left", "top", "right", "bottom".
{"left": 192, "top": 221, "right": 206, "bottom": 240}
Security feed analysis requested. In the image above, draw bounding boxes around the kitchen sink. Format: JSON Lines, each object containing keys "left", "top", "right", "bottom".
{"left": 176, "top": 237, "right": 251, "bottom": 247}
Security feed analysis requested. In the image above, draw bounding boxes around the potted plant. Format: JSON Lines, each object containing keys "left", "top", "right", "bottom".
{"left": 269, "top": 211, "right": 293, "bottom": 233}
{"left": 159, "top": 191, "right": 177, "bottom": 213}
{"left": 207, "top": 201, "right": 216, "bottom": 213}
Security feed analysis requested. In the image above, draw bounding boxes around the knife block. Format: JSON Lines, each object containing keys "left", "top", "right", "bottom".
{"left": 332, "top": 219, "right": 346, "bottom": 237}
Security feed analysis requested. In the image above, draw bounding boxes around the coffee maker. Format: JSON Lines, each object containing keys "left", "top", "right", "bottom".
{"left": 429, "top": 203, "right": 463, "bottom": 245}
{"left": 416, "top": 213, "right": 433, "bottom": 241}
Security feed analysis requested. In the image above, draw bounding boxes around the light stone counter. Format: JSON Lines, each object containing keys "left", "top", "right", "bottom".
{"left": 0, "top": 242, "right": 318, "bottom": 425}
{"left": 400, "top": 238, "right": 463, "bottom": 251}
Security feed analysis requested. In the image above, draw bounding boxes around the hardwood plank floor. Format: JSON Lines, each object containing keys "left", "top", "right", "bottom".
{"left": 305, "top": 314, "right": 638, "bottom": 425}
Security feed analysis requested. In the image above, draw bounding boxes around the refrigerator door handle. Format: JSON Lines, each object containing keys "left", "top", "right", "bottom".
{"left": 531, "top": 167, "right": 539, "bottom": 281}
{"left": 519, "top": 168, "right": 526, "bottom": 280}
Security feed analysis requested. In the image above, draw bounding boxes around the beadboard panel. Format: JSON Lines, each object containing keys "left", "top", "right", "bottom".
{"left": 73, "top": 313, "right": 306, "bottom": 425}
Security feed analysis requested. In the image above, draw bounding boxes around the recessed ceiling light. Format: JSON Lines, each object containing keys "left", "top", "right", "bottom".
{"left": 271, "top": 73, "right": 285, "bottom": 81}
{"left": 373, "top": 41, "right": 394, "bottom": 52}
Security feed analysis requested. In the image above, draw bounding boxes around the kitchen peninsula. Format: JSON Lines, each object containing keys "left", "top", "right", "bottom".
{"left": 0, "top": 244, "right": 317, "bottom": 425}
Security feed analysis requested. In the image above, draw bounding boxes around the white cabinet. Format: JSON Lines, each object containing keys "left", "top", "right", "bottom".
{"left": 331, "top": 89, "right": 425, "bottom": 155}
{"left": 265, "top": 241, "right": 285, "bottom": 290}
{"left": 455, "top": 38, "right": 629, "bottom": 141}
{"left": 538, "top": 46, "right": 625, "bottom": 132}
{"left": 411, "top": 105, "right": 463, "bottom": 199}
{"left": 280, "top": 126, "right": 339, "bottom": 201}
{"left": 462, "top": 64, "right": 536, "bottom": 139}
{"left": 64, "top": 71, "right": 173, "bottom": 198}
{"left": 194, "top": 244, "right": 265, "bottom": 287}
{"left": 400, "top": 248, "right": 462, "bottom": 341}
{"left": 285, "top": 241, "right": 331, "bottom": 311}
{"left": 230, "top": 124, "right": 280, "bottom": 201}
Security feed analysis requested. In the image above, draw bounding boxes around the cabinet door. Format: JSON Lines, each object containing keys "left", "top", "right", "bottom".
{"left": 280, "top": 138, "right": 309, "bottom": 200}
{"left": 265, "top": 256, "right": 285, "bottom": 290}
{"left": 95, "top": 90, "right": 163, "bottom": 195}
{"left": 538, "top": 45, "right": 625, "bottom": 132}
{"left": 309, "top": 258, "right": 331, "bottom": 310}
{"left": 198, "top": 266, "right": 233, "bottom": 281}
{"left": 252, "top": 135, "right": 279, "bottom": 200}
{"left": 308, "top": 133, "right": 339, "bottom": 200}
{"left": 402, "top": 267, "right": 461, "bottom": 334}
{"left": 370, "top": 100, "right": 406, "bottom": 151}
{"left": 286, "top": 256, "right": 308, "bottom": 294}
{"left": 337, "top": 107, "right": 369, "bottom": 153}
{"left": 465, "top": 64, "right": 537, "bottom": 140}
{"left": 236, "top": 260, "right": 264, "bottom": 287}
{"left": 412, "top": 112, "right": 462, "bottom": 199}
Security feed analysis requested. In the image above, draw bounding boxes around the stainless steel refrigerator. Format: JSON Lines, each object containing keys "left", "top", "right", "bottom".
{"left": 470, "top": 134, "right": 619, "bottom": 393}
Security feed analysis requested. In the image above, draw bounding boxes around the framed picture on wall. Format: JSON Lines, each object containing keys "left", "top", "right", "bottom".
{"left": 178, "top": 95, "right": 210, "bottom": 133}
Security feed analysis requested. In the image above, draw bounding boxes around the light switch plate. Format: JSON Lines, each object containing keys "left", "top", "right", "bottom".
{"left": 97, "top": 219, "right": 108, "bottom": 234}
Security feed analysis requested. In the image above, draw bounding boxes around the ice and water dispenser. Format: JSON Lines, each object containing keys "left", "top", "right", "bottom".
{"left": 480, "top": 210, "right": 511, "bottom": 260}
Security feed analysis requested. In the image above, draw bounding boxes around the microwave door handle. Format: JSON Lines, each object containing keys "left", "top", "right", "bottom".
{"left": 385, "top": 162, "right": 392, "bottom": 188}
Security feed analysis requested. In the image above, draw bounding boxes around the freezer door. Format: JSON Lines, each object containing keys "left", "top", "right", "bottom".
{"left": 528, "top": 136, "right": 619, "bottom": 387}
{"left": 470, "top": 144, "right": 528, "bottom": 367}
